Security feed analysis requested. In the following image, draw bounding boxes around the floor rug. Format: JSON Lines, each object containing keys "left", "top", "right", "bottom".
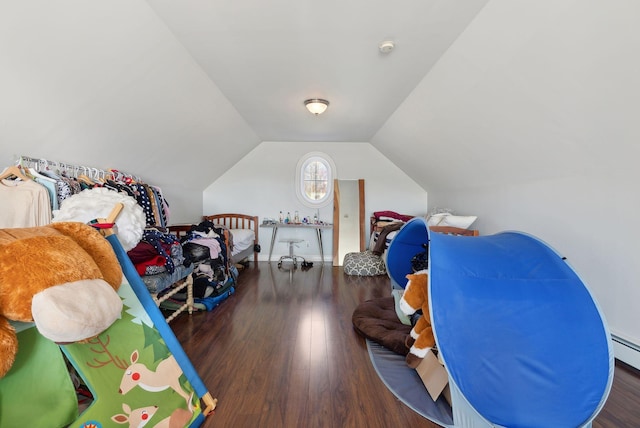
{"left": 366, "top": 339, "right": 453, "bottom": 427}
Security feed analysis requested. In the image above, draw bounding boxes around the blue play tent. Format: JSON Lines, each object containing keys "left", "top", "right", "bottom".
{"left": 375, "top": 217, "right": 614, "bottom": 427}
{"left": 385, "top": 217, "right": 430, "bottom": 289}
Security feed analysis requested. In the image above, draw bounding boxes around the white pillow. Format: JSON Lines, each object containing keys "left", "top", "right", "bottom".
{"left": 427, "top": 213, "right": 477, "bottom": 229}
{"left": 427, "top": 213, "right": 449, "bottom": 227}
{"left": 230, "top": 228, "right": 255, "bottom": 253}
{"left": 441, "top": 215, "right": 477, "bottom": 229}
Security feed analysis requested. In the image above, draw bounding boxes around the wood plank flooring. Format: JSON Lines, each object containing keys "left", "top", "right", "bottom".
{"left": 168, "top": 263, "right": 640, "bottom": 428}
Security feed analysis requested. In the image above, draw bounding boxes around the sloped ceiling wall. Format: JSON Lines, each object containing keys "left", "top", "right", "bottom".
{"left": 0, "top": 0, "right": 260, "bottom": 205}
{"left": 0, "top": 0, "right": 486, "bottom": 221}
{"left": 143, "top": 0, "right": 489, "bottom": 142}
{"left": 6, "top": 1, "right": 637, "bottom": 201}
{"left": 373, "top": 0, "right": 640, "bottom": 193}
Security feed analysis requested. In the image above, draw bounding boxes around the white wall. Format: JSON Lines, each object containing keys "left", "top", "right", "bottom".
{"left": 0, "top": 0, "right": 260, "bottom": 223}
{"left": 203, "top": 141, "right": 427, "bottom": 262}
{"left": 373, "top": 0, "right": 640, "bottom": 367}
{"left": 429, "top": 168, "right": 640, "bottom": 356}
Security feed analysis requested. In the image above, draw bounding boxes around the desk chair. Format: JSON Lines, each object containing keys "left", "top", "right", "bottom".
{"left": 278, "top": 239, "right": 306, "bottom": 269}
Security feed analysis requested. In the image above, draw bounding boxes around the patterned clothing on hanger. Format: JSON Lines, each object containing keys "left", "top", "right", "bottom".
{"left": 132, "top": 183, "right": 156, "bottom": 226}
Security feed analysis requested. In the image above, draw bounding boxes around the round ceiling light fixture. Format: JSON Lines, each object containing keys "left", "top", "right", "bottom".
{"left": 304, "top": 98, "right": 329, "bottom": 115}
{"left": 379, "top": 41, "right": 395, "bottom": 54}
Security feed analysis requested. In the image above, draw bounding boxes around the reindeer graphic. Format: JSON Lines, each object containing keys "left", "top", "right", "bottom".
{"left": 111, "top": 395, "right": 194, "bottom": 428}
{"left": 111, "top": 403, "right": 158, "bottom": 427}
{"left": 111, "top": 393, "right": 193, "bottom": 428}
{"left": 118, "top": 349, "right": 191, "bottom": 406}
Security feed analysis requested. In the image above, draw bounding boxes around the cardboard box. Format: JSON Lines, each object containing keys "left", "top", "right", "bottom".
{"left": 415, "top": 350, "right": 449, "bottom": 402}
{"left": 441, "top": 383, "right": 452, "bottom": 406}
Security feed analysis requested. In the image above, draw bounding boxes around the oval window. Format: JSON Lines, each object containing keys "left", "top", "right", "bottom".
{"left": 295, "top": 152, "right": 336, "bottom": 208}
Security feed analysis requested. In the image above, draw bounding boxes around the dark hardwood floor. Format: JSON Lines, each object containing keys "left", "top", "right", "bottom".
{"left": 168, "top": 262, "right": 640, "bottom": 428}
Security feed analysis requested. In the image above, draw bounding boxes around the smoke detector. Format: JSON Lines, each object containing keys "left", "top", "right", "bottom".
{"left": 379, "top": 41, "right": 395, "bottom": 54}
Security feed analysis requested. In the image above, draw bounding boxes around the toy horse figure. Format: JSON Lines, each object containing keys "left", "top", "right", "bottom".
{"left": 399, "top": 270, "right": 435, "bottom": 368}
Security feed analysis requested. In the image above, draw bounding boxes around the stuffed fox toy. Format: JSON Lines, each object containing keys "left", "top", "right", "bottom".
{"left": 399, "top": 270, "right": 435, "bottom": 368}
{"left": 0, "top": 222, "right": 124, "bottom": 379}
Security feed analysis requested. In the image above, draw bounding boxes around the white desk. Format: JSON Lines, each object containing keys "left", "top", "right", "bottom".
{"left": 260, "top": 222, "right": 333, "bottom": 262}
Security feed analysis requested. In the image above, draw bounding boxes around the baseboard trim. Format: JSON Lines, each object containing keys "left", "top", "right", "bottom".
{"left": 612, "top": 334, "right": 640, "bottom": 370}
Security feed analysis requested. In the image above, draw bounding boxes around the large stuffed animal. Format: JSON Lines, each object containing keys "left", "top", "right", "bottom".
{"left": 0, "top": 222, "right": 124, "bottom": 378}
{"left": 399, "top": 270, "right": 435, "bottom": 368}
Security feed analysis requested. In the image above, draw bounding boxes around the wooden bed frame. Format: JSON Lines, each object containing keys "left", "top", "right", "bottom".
{"left": 429, "top": 225, "right": 479, "bottom": 236}
{"left": 370, "top": 216, "right": 479, "bottom": 238}
{"left": 202, "top": 213, "right": 259, "bottom": 265}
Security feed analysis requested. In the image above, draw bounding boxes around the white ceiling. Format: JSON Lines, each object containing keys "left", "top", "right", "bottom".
{"left": 0, "top": 0, "right": 489, "bottom": 192}
{"left": 145, "top": 0, "right": 489, "bottom": 142}
{"left": 6, "top": 0, "right": 634, "bottom": 199}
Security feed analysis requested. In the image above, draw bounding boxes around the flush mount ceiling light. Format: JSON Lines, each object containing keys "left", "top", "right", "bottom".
{"left": 304, "top": 99, "right": 329, "bottom": 115}
{"left": 379, "top": 40, "right": 395, "bottom": 54}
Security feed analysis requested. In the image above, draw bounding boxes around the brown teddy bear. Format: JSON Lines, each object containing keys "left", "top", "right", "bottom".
{"left": 0, "top": 222, "right": 124, "bottom": 378}
{"left": 399, "top": 270, "right": 435, "bottom": 368}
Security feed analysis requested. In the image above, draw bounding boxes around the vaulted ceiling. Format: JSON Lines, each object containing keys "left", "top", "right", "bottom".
{"left": 2, "top": 1, "right": 636, "bottom": 197}
{"left": 145, "top": 0, "right": 489, "bottom": 142}
{"left": 0, "top": 0, "right": 488, "bottom": 190}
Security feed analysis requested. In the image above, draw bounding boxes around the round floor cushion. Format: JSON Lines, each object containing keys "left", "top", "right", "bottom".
{"left": 352, "top": 296, "right": 411, "bottom": 356}
{"left": 343, "top": 251, "right": 387, "bottom": 276}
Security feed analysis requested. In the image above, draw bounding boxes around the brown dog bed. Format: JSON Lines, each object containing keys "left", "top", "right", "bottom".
{"left": 352, "top": 296, "right": 411, "bottom": 356}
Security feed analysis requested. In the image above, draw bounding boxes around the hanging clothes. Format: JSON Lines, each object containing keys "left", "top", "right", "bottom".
{"left": 0, "top": 174, "right": 52, "bottom": 228}
{"left": 29, "top": 170, "right": 59, "bottom": 211}
{"left": 16, "top": 156, "right": 172, "bottom": 229}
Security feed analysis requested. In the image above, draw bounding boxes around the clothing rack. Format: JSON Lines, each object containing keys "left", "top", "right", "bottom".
{"left": 11, "top": 154, "right": 169, "bottom": 228}
{"left": 15, "top": 155, "right": 143, "bottom": 183}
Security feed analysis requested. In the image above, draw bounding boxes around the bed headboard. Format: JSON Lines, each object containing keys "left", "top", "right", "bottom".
{"left": 429, "top": 226, "right": 479, "bottom": 236}
{"left": 203, "top": 213, "right": 258, "bottom": 231}
{"left": 387, "top": 218, "right": 480, "bottom": 289}
{"left": 371, "top": 216, "right": 479, "bottom": 237}
{"left": 202, "top": 213, "right": 259, "bottom": 265}
{"left": 167, "top": 224, "right": 192, "bottom": 239}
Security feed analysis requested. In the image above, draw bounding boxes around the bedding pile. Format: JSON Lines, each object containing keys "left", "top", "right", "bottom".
{"left": 127, "top": 228, "right": 193, "bottom": 295}
{"left": 175, "top": 220, "right": 234, "bottom": 299}
{"left": 344, "top": 211, "right": 409, "bottom": 276}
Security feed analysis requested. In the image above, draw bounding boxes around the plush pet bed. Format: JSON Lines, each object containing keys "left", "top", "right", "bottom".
{"left": 352, "top": 296, "right": 411, "bottom": 356}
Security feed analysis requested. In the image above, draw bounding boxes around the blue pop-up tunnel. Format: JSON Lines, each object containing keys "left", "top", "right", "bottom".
{"left": 381, "top": 217, "right": 614, "bottom": 427}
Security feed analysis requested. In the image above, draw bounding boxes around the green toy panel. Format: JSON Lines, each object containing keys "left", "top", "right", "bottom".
{"left": 0, "top": 323, "right": 78, "bottom": 427}
{"left": 63, "top": 280, "right": 202, "bottom": 428}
